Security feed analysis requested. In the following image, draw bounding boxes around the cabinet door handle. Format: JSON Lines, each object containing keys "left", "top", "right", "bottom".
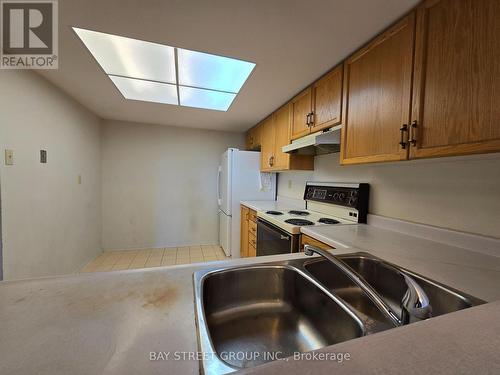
{"left": 269, "top": 156, "right": 274, "bottom": 166}
{"left": 409, "top": 120, "right": 417, "bottom": 146}
{"left": 309, "top": 112, "right": 314, "bottom": 126}
{"left": 399, "top": 124, "right": 408, "bottom": 149}
{"left": 306, "top": 113, "right": 310, "bottom": 126}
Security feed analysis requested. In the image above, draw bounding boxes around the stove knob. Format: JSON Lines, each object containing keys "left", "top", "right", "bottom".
{"left": 333, "top": 193, "right": 340, "bottom": 200}
{"left": 348, "top": 197, "right": 358, "bottom": 206}
{"left": 339, "top": 193, "right": 346, "bottom": 200}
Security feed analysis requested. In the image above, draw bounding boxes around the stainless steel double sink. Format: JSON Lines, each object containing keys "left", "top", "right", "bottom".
{"left": 193, "top": 252, "right": 484, "bottom": 374}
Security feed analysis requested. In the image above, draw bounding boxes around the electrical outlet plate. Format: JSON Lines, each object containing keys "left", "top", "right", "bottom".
{"left": 5, "top": 149, "right": 14, "bottom": 165}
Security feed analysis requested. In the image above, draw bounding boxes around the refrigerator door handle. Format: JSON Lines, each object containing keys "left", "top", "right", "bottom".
{"left": 217, "top": 166, "right": 222, "bottom": 206}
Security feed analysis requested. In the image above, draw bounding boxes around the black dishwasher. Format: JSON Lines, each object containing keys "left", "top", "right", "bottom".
{"left": 256, "top": 218, "right": 300, "bottom": 256}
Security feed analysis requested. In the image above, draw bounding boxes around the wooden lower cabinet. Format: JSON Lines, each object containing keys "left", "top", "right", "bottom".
{"left": 240, "top": 205, "right": 258, "bottom": 258}
{"left": 300, "top": 235, "right": 333, "bottom": 252}
{"left": 240, "top": 205, "right": 249, "bottom": 258}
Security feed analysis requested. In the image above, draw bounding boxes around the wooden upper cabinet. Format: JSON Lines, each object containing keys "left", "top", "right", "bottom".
{"left": 259, "top": 116, "right": 275, "bottom": 171}
{"left": 312, "top": 65, "right": 343, "bottom": 132}
{"left": 259, "top": 103, "right": 314, "bottom": 172}
{"left": 245, "top": 129, "right": 254, "bottom": 150}
{"left": 341, "top": 13, "right": 415, "bottom": 165}
{"left": 273, "top": 103, "right": 292, "bottom": 170}
{"left": 410, "top": 0, "right": 500, "bottom": 159}
{"left": 290, "top": 87, "right": 313, "bottom": 140}
{"left": 245, "top": 123, "right": 261, "bottom": 150}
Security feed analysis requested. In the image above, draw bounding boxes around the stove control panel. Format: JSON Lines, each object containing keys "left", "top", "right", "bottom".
{"left": 304, "top": 183, "right": 370, "bottom": 223}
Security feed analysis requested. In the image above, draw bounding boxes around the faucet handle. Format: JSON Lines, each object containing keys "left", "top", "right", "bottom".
{"left": 401, "top": 274, "right": 433, "bottom": 323}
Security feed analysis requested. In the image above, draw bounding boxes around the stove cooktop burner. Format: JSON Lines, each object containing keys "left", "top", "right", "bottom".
{"left": 318, "top": 218, "right": 340, "bottom": 224}
{"left": 266, "top": 210, "right": 284, "bottom": 215}
{"left": 285, "top": 219, "right": 314, "bottom": 226}
{"left": 288, "top": 210, "right": 310, "bottom": 216}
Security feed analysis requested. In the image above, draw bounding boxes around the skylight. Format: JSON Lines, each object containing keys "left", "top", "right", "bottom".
{"left": 72, "top": 27, "right": 255, "bottom": 111}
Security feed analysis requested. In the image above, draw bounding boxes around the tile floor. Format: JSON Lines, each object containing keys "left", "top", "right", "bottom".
{"left": 81, "top": 245, "right": 228, "bottom": 273}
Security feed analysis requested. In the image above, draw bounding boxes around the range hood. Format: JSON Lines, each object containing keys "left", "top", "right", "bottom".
{"left": 282, "top": 125, "right": 341, "bottom": 155}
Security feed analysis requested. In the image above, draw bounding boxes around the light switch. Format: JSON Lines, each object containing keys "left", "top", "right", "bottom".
{"left": 40, "top": 150, "right": 47, "bottom": 163}
{"left": 5, "top": 149, "right": 14, "bottom": 165}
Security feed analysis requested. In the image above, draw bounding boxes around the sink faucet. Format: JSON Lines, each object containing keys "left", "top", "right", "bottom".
{"left": 304, "top": 245, "right": 432, "bottom": 326}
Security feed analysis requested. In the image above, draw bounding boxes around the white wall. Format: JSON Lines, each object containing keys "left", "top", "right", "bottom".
{"left": 0, "top": 70, "right": 102, "bottom": 280}
{"left": 101, "top": 120, "right": 244, "bottom": 250}
{"left": 278, "top": 153, "right": 500, "bottom": 239}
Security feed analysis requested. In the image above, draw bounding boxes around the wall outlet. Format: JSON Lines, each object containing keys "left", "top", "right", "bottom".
{"left": 5, "top": 149, "right": 14, "bottom": 165}
{"left": 40, "top": 150, "right": 47, "bottom": 163}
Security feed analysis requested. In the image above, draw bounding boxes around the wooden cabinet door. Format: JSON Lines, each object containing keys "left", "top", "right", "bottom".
{"left": 245, "top": 123, "right": 262, "bottom": 151}
{"left": 410, "top": 0, "right": 500, "bottom": 159}
{"left": 273, "top": 104, "right": 292, "bottom": 170}
{"left": 245, "top": 128, "right": 254, "bottom": 150}
{"left": 260, "top": 116, "right": 275, "bottom": 171}
{"left": 290, "top": 87, "right": 312, "bottom": 140}
{"left": 341, "top": 14, "right": 415, "bottom": 165}
{"left": 312, "top": 65, "right": 343, "bottom": 132}
{"left": 240, "top": 205, "right": 249, "bottom": 258}
{"left": 248, "top": 243, "right": 256, "bottom": 257}
{"left": 300, "top": 235, "right": 333, "bottom": 252}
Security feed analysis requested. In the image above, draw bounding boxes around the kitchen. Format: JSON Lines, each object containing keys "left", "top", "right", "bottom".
{"left": 1, "top": 0, "right": 500, "bottom": 374}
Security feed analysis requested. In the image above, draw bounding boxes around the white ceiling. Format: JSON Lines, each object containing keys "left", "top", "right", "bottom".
{"left": 38, "top": 0, "right": 419, "bottom": 132}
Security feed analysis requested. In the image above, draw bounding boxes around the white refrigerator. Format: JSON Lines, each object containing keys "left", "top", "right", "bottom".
{"left": 218, "top": 148, "right": 276, "bottom": 257}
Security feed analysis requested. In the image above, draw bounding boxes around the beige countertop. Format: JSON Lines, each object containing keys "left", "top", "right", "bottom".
{"left": 1, "top": 222, "right": 500, "bottom": 374}
{"left": 240, "top": 198, "right": 304, "bottom": 212}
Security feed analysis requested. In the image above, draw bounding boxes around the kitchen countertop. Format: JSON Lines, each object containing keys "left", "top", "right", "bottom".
{"left": 2, "top": 223, "right": 500, "bottom": 374}
{"left": 240, "top": 198, "right": 304, "bottom": 212}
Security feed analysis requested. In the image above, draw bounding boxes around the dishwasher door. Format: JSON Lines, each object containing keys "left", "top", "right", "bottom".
{"left": 256, "top": 218, "right": 299, "bottom": 256}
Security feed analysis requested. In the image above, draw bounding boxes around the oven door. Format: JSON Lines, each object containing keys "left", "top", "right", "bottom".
{"left": 257, "top": 218, "right": 298, "bottom": 256}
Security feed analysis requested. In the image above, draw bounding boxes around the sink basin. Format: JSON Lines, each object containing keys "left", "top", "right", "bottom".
{"left": 194, "top": 265, "right": 364, "bottom": 372}
{"left": 305, "top": 254, "right": 484, "bottom": 321}
{"left": 194, "top": 253, "right": 484, "bottom": 374}
{"left": 303, "top": 258, "right": 397, "bottom": 331}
